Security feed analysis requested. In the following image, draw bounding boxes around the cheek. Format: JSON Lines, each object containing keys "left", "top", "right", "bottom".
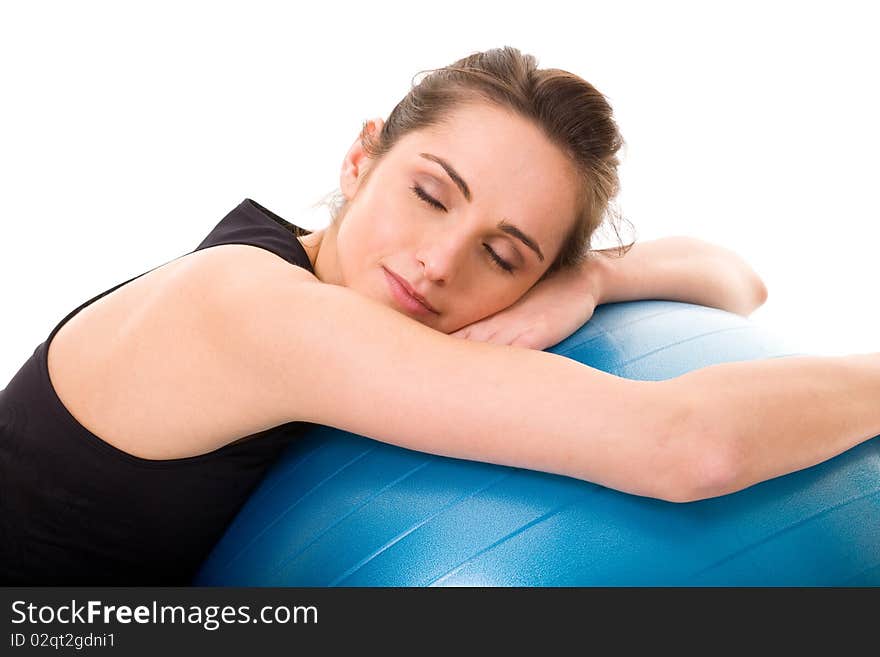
{"left": 370, "top": 215, "right": 403, "bottom": 250}
{"left": 337, "top": 211, "right": 384, "bottom": 263}
{"left": 344, "top": 197, "right": 408, "bottom": 258}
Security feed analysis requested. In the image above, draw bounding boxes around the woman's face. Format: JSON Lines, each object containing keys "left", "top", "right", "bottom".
{"left": 329, "top": 101, "right": 581, "bottom": 334}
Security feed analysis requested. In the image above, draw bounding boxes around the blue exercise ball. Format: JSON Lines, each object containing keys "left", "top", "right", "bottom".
{"left": 193, "top": 300, "right": 880, "bottom": 586}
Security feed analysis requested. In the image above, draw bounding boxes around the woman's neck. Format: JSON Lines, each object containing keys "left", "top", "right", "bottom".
{"left": 298, "top": 227, "right": 341, "bottom": 285}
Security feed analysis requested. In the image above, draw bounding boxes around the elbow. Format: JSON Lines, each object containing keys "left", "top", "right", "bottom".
{"left": 664, "top": 454, "right": 741, "bottom": 503}
{"left": 735, "top": 279, "right": 768, "bottom": 319}
{"left": 732, "top": 273, "right": 768, "bottom": 317}
{"left": 654, "top": 395, "right": 744, "bottom": 504}
{"left": 752, "top": 274, "right": 769, "bottom": 309}
{"left": 743, "top": 263, "right": 769, "bottom": 314}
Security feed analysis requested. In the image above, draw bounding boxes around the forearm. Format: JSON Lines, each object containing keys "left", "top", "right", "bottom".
{"left": 588, "top": 236, "right": 768, "bottom": 316}
{"left": 672, "top": 352, "right": 880, "bottom": 501}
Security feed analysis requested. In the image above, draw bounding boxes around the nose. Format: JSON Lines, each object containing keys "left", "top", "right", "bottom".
{"left": 416, "top": 231, "right": 470, "bottom": 284}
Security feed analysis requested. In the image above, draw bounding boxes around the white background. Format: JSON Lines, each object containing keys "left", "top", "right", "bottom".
{"left": 1, "top": 0, "right": 877, "bottom": 384}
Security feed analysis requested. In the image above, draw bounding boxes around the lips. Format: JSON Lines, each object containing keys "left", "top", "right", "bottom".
{"left": 383, "top": 267, "right": 438, "bottom": 314}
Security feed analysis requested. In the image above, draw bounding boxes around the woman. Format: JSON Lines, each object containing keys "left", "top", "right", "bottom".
{"left": 1, "top": 47, "right": 877, "bottom": 585}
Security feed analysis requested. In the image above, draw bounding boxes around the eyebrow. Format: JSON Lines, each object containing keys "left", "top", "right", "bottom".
{"left": 418, "top": 152, "right": 545, "bottom": 263}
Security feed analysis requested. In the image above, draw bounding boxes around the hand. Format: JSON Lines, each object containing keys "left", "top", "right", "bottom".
{"left": 448, "top": 262, "right": 601, "bottom": 351}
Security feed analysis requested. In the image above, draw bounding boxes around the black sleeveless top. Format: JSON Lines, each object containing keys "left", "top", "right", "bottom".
{"left": 0, "top": 199, "right": 318, "bottom": 585}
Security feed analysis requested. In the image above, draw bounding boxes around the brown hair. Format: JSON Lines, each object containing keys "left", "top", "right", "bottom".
{"left": 317, "top": 46, "right": 634, "bottom": 282}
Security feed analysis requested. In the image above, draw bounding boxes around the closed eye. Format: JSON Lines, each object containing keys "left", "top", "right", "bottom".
{"left": 410, "top": 184, "right": 447, "bottom": 212}
{"left": 409, "top": 183, "right": 516, "bottom": 274}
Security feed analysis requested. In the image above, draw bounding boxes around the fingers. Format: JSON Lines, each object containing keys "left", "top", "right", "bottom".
{"left": 449, "top": 316, "right": 549, "bottom": 350}
{"left": 509, "top": 332, "right": 543, "bottom": 350}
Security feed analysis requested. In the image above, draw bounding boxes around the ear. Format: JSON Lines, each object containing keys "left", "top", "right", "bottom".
{"left": 340, "top": 117, "right": 386, "bottom": 200}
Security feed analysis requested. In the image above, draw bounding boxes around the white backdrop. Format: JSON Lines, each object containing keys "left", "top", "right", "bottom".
{"left": 1, "top": 0, "right": 877, "bottom": 384}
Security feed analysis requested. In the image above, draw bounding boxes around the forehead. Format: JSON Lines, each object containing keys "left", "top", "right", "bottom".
{"left": 392, "top": 102, "right": 581, "bottom": 250}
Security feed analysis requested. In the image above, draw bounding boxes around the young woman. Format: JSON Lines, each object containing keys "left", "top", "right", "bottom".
{"left": 2, "top": 47, "right": 878, "bottom": 585}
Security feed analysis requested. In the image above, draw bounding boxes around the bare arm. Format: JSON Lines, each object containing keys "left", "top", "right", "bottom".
{"left": 667, "top": 353, "right": 880, "bottom": 501}
{"left": 203, "top": 246, "right": 696, "bottom": 503}
{"left": 589, "top": 236, "right": 768, "bottom": 316}
{"left": 202, "top": 247, "right": 880, "bottom": 504}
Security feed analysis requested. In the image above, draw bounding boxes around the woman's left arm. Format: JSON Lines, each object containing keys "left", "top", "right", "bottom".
{"left": 592, "top": 236, "right": 768, "bottom": 316}
{"left": 450, "top": 236, "right": 768, "bottom": 350}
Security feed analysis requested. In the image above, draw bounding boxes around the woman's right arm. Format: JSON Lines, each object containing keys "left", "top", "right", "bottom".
{"left": 666, "top": 352, "right": 880, "bottom": 499}
{"left": 198, "top": 246, "right": 699, "bottom": 503}
{"left": 200, "top": 246, "right": 880, "bottom": 504}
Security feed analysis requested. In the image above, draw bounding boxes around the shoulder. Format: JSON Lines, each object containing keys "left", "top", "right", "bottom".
{"left": 181, "top": 243, "right": 319, "bottom": 288}
{"left": 172, "top": 244, "right": 319, "bottom": 318}
{"left": 140, "top": 243, "right": 321, "bottom": 374}
{"left": 44, "top": 243, "right": 320, "bottom": 460}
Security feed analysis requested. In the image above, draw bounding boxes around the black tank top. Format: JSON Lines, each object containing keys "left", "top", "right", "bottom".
{"left": 0, "top": 198, "right": 318, "bottom": 585}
